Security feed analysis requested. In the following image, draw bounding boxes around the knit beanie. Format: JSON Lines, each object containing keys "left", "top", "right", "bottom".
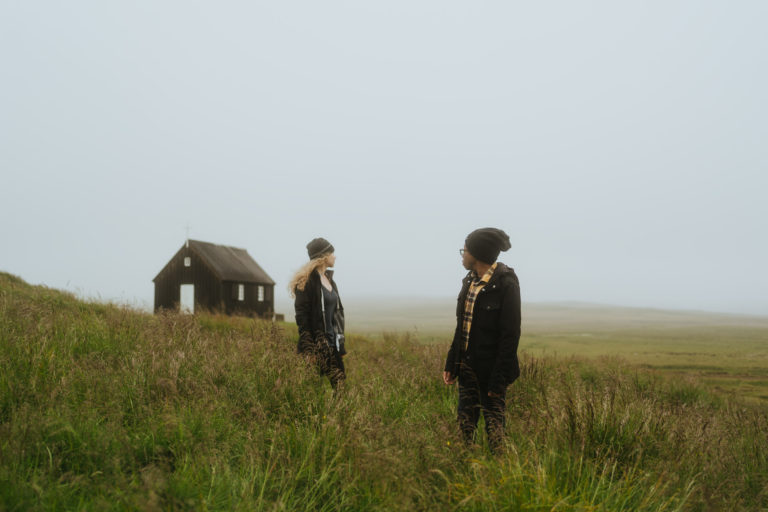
{"left": 306, "top": 238, "right": 335, "bottom": 260}
{"left": 465, "top": 228, "right": 511, "bottom": 264}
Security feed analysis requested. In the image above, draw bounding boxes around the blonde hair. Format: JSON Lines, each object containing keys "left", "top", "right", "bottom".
{"left": 288, "top": 253, "right": 334, "bottom": 297}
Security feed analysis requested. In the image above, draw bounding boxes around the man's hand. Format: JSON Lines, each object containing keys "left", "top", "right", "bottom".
{"left": 443, "top": 371, "right": 457, "bottom": 385}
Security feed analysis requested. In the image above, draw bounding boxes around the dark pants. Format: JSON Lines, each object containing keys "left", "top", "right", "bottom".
{"left": 298, "top": 334, "right": 346, "bottom": 389}
{"left": 458, "top": 363, "right": 506, "bottom": 450}
{"left": 317, "top": 337, "right": 345, "bottom": 389}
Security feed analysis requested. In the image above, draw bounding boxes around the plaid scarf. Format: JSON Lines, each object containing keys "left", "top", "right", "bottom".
{"left": 461, "top": 263, "right": 497, "bottom": 352}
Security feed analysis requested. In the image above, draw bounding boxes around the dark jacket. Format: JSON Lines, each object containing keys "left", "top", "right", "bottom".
{"left": 294, "top": 270, "right": 345, "bottom": 354}
{"left": 444, "top": 262, "right": 521, "bottom": 394}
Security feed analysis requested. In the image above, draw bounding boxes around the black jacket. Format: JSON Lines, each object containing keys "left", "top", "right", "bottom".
{"left": 444, "top": 262, "right": 521, "bottom": 394}
{"left": 294, "top": 270, "right": 345, "bottom": 354}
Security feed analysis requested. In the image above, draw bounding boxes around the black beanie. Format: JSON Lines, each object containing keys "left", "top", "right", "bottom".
{"left": 306, "top": 237, "right": 335, "bottom": 260}
{"left": 465, "top": 228, "right": 511, "bottom": 264}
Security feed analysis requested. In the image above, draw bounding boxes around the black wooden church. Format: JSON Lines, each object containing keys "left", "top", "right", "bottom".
{"left": 153, "top": 240, "right": 275, "bottom": 318}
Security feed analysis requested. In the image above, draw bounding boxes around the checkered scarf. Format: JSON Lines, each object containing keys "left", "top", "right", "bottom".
{"left": 461, "top": 262, "right": 497, "bottom": 352}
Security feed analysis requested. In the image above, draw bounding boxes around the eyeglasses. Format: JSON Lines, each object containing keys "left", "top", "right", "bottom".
{"left": 459, "top": 249, "right": 465, "bottom": 256}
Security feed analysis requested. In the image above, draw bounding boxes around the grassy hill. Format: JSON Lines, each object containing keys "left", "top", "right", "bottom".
{"left": 1, "top": 272, "right": 767, "bottom": 510}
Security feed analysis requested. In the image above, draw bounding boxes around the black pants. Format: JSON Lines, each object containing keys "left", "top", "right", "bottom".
{"left": 458, "top": 363, "right": 506, "bottom": 450}
{"left": 317, "top": 338, "right": 346, "bottom": 389}
{"left": 298, "top": 334, "right": 346, "bottom": 388}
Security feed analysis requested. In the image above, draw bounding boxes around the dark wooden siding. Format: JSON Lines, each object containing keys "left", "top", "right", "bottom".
{"left": 221, "top": 282, "right": 275, "bottom": 318}
{"left": 154, "top": 245, "right": 222, "bottom": 313}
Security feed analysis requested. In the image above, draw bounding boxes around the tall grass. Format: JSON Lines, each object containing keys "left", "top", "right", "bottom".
{"left": 1, "top": 272, "right": 766, "bottom": 510}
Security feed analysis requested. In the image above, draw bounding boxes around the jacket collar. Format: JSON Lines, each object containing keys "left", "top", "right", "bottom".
{"left": 311, "top": 268, "right": 334, "bottom": 280}
{"left": 464, "top": 261, "right": 509, "bottom": 286}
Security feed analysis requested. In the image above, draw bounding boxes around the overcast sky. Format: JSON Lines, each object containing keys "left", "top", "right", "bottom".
{"left": 2, "top": 1, "right": 767, "bottom": 316}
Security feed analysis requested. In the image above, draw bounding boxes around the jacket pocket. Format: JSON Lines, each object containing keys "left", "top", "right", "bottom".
{"left": 474, "top": 300, "right": 501, "bottom": 329}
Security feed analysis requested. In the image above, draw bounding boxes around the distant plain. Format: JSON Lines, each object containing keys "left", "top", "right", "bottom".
{"left": 285, "top": 298, "right": 768, "bottom": 403}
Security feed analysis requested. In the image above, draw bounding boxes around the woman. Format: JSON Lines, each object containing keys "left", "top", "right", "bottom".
{"left": 289, "top": 237, "right": 346, "bottom": 388}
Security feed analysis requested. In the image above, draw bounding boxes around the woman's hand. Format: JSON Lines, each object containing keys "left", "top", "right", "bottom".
{"left": 443, "top": 371, "right": 457, "bottom": 385}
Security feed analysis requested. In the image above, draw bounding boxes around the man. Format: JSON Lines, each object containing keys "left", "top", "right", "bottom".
{"left": 443, "top": 227, "right": 521, "bottom": 450}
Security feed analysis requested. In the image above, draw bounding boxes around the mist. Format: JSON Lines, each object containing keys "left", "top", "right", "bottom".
{"left": 2, "top": 2, "right": 766, "bottom": 316}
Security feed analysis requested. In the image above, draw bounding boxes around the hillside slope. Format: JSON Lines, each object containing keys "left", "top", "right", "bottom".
{"left": 1, "top": 272, "right": 766, "bottom": 510}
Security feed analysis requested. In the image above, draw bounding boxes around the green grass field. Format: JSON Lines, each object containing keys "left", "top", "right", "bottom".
{"left": 524, "top": 325, "right": 768, "bottom": 403}
{"left": 3, "top": 274, "right": 768, "bottom": 510}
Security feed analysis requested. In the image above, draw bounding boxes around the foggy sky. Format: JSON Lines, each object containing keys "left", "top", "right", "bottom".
{"left": 2, "top": 1, "right": 767, "bottom": 316}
